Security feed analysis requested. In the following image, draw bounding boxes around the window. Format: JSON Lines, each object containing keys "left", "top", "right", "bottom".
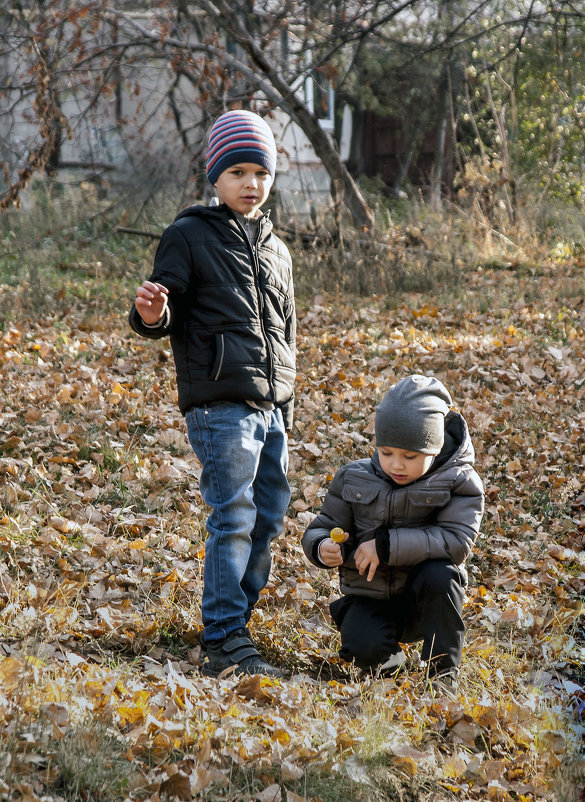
{"left": 305, "top": 68, "right": 334, "bottom": 130}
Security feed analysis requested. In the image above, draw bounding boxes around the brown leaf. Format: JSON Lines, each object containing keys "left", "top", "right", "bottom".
{"left": 448, "top": 717, "right": 481, "bottom": 747}
{"left": 235, "top": 674, "right": 274, "bottom": 702}
{"left": 160, "top": 770, "right": 192, "bottom": 800}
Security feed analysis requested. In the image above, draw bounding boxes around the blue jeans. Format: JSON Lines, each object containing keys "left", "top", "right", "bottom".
{"left": 185, "top": 402, "right": 290, "bottom": 643}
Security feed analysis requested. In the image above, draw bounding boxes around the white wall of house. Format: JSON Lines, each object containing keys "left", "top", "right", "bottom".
{"left": 1, "top": 12, "right": 348, "bottom": 219}
{"left": 270, "top": 104, "right": 352, "bottom": 220}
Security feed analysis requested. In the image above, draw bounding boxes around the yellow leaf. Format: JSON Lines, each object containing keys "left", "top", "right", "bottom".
{"left": 392, "top": 753, "right": 417, "bottom": 778}
{"left": 129, "top": 539, "right": 148, "bottom": 550}
{"left": 274, "top": 728, "right": 291, "bottom": 745}
{"left": 84, "top": 680, "right": 106, "bottom": 697}
{"left": 24, "top": 655, "right": 45, "bottom": 669}
{"left": 442, "top": 754, "right": 467, "bottom": 779}
{"left": 0, "top": 656, "right": 28, "bottom": 690}
{"left": 440, "top": 781, "right": 463, "bottom": 794}
{"left": 117, "top": 705, "right": 146, "bottom": 726}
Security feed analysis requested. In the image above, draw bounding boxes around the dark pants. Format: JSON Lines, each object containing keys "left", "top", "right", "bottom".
{"left": 329, "top": 559, "right": 466, "bottom": 674}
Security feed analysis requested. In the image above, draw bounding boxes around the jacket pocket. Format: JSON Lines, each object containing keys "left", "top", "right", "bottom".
{"left": 341, "top": 478, "right": 386, "bottom": 529}
{"left": 341, "top": 481, "right": 380, "bottom": 506}
{"left": 405, "top": 488, "right": 451, "bottom": 520}
{"left": 210, "top": 333, "right": 225, "bottom": 381}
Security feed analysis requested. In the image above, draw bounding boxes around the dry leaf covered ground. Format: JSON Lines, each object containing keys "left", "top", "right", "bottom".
{"left": 0, "top": 260, "right": 583, "bottom": 801}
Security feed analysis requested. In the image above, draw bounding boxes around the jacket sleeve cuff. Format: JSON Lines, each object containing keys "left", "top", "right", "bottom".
{"left": 281, "top": 396, "right": 294, "bottom": 431}
{"left": 129, "top": 305, "right": 171, "bottom": 339}
{"left": 314, "top": 537, "right": 329, "bottom": 567}
{"left": 143, "top": 308, "right": 170, "bottom": 329}
{"left": 375, "top": 525, "right": 390, "bottom": 563}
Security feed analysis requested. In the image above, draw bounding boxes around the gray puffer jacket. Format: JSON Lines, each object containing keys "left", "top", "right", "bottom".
{"left": 301, "top": 411, "right": 484, "bottom": 598}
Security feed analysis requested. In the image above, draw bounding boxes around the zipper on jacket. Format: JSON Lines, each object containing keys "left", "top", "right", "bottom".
{"left": 235, "top": 213, "right": 275, "bottom": 396}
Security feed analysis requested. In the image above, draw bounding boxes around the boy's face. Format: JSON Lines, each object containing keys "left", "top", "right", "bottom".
{"left": 377, "top": 446, "right": 435, "bottom": 485}
{"left": 214, "top": 162, "right": 273, "bottom": 217}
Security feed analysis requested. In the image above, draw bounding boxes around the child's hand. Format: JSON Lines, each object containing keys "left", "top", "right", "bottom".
{"left": 135, "top": 281, "right": 169, "bottom": 325}
{"left": 354, "top": 539, "right": 379, "bottom": 582}
{"left": 318, "top": 538, "right": 344, "bottom": 567}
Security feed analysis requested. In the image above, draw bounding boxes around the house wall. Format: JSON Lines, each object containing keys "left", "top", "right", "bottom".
{"left": 0, "top": 11, "right": 338, "bottom": 217}
{"left": 270, "top": 106, "right": 351, "bottom": 219}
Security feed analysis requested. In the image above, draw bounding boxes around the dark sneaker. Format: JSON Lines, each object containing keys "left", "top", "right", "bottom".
{"left": 201, "top": 629, "right": 283, "bottom": 678}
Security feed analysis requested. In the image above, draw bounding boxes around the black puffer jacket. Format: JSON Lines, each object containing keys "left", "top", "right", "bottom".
{"left": 302, "top": 411, "right": 484, "bottom": 598}
{"left": 129, "top": 204, "right": 296, "bottom": 428}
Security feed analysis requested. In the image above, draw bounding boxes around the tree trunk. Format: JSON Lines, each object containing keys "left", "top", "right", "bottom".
{"left": 284, "top": 96, "right": 375, "bottom": 229}
{"left": 430, "top": 58, "right": 451, "bottom": 212}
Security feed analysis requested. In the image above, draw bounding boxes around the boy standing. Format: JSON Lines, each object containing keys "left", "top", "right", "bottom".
{"left": 302, "top": 375, "right": 484, "bottom": 693}
{"left": 130, "top": 110, "right": 296, "bottom": 678}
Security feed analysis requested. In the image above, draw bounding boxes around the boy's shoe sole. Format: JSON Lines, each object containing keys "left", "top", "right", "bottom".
{"left": 201, "top": 661, "right": 283, "bottom": 679}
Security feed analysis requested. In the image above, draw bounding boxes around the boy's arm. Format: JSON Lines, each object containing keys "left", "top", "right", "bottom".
{"left": 301, "top": 468, "right": 353, "bottom": 568}
{"left": 280, "top": 273, "right": 296, "bottom": 430}
{"left": 129, "top": 224, "right": 192, "bottom": 339}
{"left": 375, "top": 468, "right": 484, "bottom": 567}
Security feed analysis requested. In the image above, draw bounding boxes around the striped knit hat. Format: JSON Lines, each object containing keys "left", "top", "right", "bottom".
{"left": 206, "top": 110, "right": 277, "bottom": 185}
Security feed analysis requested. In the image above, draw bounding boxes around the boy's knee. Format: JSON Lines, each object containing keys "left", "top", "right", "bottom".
{"left": 339, "top": 620, "right": 398, "bottom": 668}
{"left": 413, "top": 560, "right": 462, "bottom": 595}
{"left": 333, "top": 595, "right": 401, "bottom": 669}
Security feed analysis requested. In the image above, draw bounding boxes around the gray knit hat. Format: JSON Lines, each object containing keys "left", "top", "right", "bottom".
{"left": 375, "top": 375, "right": 452, "bottom": 454}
